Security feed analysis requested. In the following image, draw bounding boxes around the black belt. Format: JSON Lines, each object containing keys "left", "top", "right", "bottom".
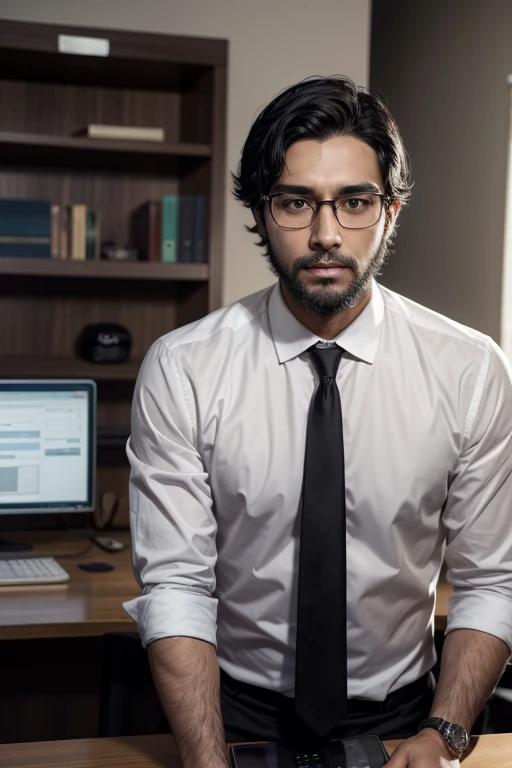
{"left": 220, "top": 669, "right": 432, "bottom": 716}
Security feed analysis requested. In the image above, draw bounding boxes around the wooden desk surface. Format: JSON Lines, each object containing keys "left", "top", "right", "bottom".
{"left": 0, "top": 531, "right": 453, "bottom": 640}
{"left": 0, "top": 734, "right": 509, "bottom": 768}
{"left": 0, "top": 530, "right": 137, "bottom": 640}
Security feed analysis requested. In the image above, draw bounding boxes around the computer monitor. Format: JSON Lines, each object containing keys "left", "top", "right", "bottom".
{"left": 0, "top": 380, "right": 96, "bottom": 551}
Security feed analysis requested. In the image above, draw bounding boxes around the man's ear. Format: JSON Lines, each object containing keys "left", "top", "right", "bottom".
{"left": 384, "top": 200, "right": 401, "bottom": 239}
{"left": 252, "top": 207, "right": 267, "bottom": 241}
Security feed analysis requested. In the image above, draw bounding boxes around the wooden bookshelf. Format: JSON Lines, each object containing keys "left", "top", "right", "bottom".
{"left": 0, "top": 18, "right": 227, "bottom": 515}
{"left": 0, "top": 355, "right": 143, "bottom": 381}
{"left": 0, "top": 257, "right": 209, "bottom": 280}
{"left": 0, "top": 131, "right": 212, "bottom": 157}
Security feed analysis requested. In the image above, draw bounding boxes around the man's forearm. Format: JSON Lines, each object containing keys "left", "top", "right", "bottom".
{"left": 431, "top": 628, "right": 510, "bottom": 733}
{"left": 148, "top": 636, "right": 229, "bottom": 768}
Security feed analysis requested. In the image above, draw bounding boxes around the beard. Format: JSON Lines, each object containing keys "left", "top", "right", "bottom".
{"left": 264, "top": 234, "right": 391, "bottom": 316}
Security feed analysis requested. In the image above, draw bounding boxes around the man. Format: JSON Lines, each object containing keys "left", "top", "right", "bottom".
{"left": 124, "top": 76, "right": 512, "bottom": 768}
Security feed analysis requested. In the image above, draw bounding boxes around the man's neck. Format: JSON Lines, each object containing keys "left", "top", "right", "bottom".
{"left": 280, "top": 282, "right": 372, "bottom": 340}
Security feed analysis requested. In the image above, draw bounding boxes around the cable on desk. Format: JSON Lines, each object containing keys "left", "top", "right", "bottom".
{"left": 56, "top": 539, "right": 95, "bottom": 558}
{"left": 51, "top": 515, "right": 96, "bottom": 558}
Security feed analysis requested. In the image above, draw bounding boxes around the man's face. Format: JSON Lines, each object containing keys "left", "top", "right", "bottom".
{"left": 256, "top": 135, "right": 399, "bottom": 315}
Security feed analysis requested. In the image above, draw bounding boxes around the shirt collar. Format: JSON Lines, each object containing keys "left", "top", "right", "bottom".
{"left": 268, "top": 278, "right": 385, "bottom": 365}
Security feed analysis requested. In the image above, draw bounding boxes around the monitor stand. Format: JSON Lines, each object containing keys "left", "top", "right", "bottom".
{"left": 0, "top": 537, "right": 33, "bottom": 553}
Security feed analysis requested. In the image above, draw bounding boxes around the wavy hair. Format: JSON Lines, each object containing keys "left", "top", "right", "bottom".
{"left": 233, "top": 76, "right": 411, "bottom": 245}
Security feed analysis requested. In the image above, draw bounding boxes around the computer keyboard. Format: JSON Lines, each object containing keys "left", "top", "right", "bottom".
{"left": 0, "top": 557, "right": 70, "bottom": 585}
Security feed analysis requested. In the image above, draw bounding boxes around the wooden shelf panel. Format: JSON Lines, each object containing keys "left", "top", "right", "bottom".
{"left": 0, "top": 356, "right": 142, "bottom": 381}
{"left": 0, "top": 131, "right": 212, "bottom": 158}
{"left": 0, "top": 258, "right": 208, "bottom": 281}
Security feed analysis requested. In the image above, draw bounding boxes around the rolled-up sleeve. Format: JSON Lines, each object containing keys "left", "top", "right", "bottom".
{"left": 443, "top": 340, "right": 512, "bottom": 652}
{"left": 123, "top": 339, "right": 218, "bottom": 649}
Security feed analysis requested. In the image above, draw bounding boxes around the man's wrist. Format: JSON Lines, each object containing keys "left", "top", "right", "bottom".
{"left": 418, "top": 716, "right": 469, "bottom": 758}
{"left": 415, "top": 727, "right": 457, "bottom": 758}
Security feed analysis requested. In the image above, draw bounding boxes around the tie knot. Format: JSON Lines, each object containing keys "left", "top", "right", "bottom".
{"left": 309, "top": 345, "right": 343, "bottom": 379}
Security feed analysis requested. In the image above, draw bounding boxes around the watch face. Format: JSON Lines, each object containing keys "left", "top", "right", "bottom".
{"left": 445, "top": 723, "right": 469, "bottom": 752}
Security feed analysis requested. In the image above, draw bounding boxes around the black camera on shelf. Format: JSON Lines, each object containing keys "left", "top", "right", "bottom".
{"left": 76, "top": 323, "right": 132, "bottom": 364}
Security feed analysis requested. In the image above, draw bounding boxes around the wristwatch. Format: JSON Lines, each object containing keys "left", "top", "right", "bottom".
{"left": 418, "top": 717, "right": 469, "bottom": 758}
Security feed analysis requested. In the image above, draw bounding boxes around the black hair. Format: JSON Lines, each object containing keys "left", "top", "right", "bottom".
{"left": 232, "top": 76, "right": 411, "bottom": 244}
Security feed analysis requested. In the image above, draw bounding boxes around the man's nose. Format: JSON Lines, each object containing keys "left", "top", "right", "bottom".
{"left": 308, "top": 203, "right": 343, "bottom": 252}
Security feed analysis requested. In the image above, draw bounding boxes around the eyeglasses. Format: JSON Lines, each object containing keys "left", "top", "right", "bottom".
{"left": 261, "top": 192, "right": 390, "bottom": 231}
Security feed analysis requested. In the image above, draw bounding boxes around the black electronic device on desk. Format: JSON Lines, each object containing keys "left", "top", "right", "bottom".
{"left": 230, "top": 737, "right": 389, "bottom": 768}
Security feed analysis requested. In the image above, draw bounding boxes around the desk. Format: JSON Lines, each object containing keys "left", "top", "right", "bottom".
{"left": 0, "top": 530, "right": 137, "bottom": 640}
{"left": 0, "top": 531, "right": 453, "bottom": 639}
{"left": 0, "top": 734, "right": 510, "bottom": 768}
{"left": 0, "top": 531, "right": 454, "bottom": 742}
{"left": 0, "top": 531, "right": 137, "bottom": 743}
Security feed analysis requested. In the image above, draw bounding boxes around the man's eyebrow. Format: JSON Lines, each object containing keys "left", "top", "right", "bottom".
{"left": 338, "top": 183, "right": 381, "bottom": 195}
{"left": 269, "top": 182, "right": 382, "bottom": 196}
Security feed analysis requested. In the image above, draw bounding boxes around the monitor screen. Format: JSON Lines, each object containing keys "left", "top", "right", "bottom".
{"left": 0, "top": 380, "right": 96, "bottom": 514}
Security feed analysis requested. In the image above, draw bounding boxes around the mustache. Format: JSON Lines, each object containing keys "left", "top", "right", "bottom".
{"left": 293, "top": 251, "right": 359, "bottom": 272}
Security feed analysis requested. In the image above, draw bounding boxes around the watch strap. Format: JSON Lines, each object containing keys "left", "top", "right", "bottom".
{"left": 418, "top": 717, "right": 469, "bottom": 758}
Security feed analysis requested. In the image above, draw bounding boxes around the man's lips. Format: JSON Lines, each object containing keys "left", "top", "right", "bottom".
{"left": 305, "top": 263, "right": 350, "bottom": 277}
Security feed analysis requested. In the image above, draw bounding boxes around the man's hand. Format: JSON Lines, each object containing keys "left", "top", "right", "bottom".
{"left": 386, "top": 729, "right": 460, "bottom": 767}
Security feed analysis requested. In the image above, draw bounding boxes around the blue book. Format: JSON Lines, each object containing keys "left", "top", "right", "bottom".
{"left": 161, "top": 194, "right": 179, "bottom": 262}
{"left": 193, "top": 195, "right": 208, "bottom": 263}
{"left": 0, "top": 242, "right": 50, "bottom": 258}
{"left": 0, "top": 199, "right": 51, "bottom": 237}
{"left": 178, "top": 195, "right": 195, "bottom": 262}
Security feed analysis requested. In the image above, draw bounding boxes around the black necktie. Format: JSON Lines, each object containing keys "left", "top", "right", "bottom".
{"left": 295, "top": 345, "right": 347, "bottom": 738}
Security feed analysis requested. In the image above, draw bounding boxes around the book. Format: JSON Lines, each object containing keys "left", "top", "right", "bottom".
{"left": 0, "top": 199, "right": 50, "bottom": 236}
{"left": 193, "top": 194, "right": 208, "bottom": 262}
{"left": 86, "top": 210, "right": 101, "bottom": 260}
{"left": 60, "top": 207, "right": 70, "bottom": 260}
{"left": 74, "top": 124, "right": 165, "bottom": 142}
{"left": 130, "top": 200, "right": 161, "bottom": 262}
{"left": 69, "top": 204, "right": 87, "bottom": 261}
{"left": 178, "top": 195, "right": 195, "bottom": 262}
{"left": 50, "top": 204, "right": 60, "bottom": 259}
{"left": 0, "top": 237, "right": 50, "bottom": 258}
{"left": 0, "top": 199, "right": 51, "bottom": 258}
{"left": 161, "top": 194, "right": 179, "bottom": 263}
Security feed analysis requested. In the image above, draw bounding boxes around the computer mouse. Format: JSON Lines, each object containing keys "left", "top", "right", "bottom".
{"left": 78, "top": 562, "right": 115, "bottom": 572}
{"left": 92, "top": 536, "right": 125, "bottom": 553}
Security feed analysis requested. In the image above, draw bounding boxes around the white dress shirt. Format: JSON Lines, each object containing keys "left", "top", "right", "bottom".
{"left": 124, "top": 279, "right": 512, "bottom": 700}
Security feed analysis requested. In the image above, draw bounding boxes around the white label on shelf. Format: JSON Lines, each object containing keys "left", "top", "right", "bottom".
{"left": 58, "top": 34, "right": 110, "bottom": 57}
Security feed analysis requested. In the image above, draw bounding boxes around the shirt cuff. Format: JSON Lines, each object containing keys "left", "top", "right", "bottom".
{"left": 446, "top": 587, "right": 512, "bottom": 652}
{"left": 123, "top": 587, "right": 218, "bottom": 649}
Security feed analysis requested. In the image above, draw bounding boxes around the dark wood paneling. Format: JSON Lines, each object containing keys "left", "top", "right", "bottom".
{"left": 0, "top": 276, "right": 180, "bottom": 359}
{"left": 180, "top": 68, "right": 214, "bottom": 145}
{"left": 176, "top": 282, "right": 210, "bottom": 328}
{"left": 208, "top": 64, "right": 228, "bottom": 312}
{"left": 0, "top": 80, "right": 181, "bottom": 140}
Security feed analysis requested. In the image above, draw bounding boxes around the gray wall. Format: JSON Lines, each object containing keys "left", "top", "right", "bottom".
{"left": 371, "top": 0, "right": 511, "bottom": 340}
{"left": 0, "top": 0, "right": 371, "bottom": 306}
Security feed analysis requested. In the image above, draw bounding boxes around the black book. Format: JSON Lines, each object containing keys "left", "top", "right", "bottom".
{"left": 178, "top": 194, "right": 195, "bottom": 262}
{"left": 193, "top": 194, "right": 208, "bottom": 262}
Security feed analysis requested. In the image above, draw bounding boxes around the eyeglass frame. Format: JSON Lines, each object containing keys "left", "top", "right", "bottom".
{"left": 261, "top": 191, "right": 392, "bottom": 231}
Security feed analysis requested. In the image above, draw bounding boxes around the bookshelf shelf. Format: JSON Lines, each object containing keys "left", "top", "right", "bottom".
{"left": 0, "top": 131, "right": 212, "bottom": 165}
{"left": 0, "top": 257, "right": 209, "bottom": 281}
{"left": 0, "top": 355, "right": 143, "bottom": 381}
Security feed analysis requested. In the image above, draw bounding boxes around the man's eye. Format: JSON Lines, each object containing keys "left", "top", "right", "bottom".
{"left": 338, "top": 195, "right": 375, "bottom": 211}
{"left": 284, "top": 198, "right": 312, "bottom": 211}
{"left": 345, "top": 197, "right": 365, "bottom": 209}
